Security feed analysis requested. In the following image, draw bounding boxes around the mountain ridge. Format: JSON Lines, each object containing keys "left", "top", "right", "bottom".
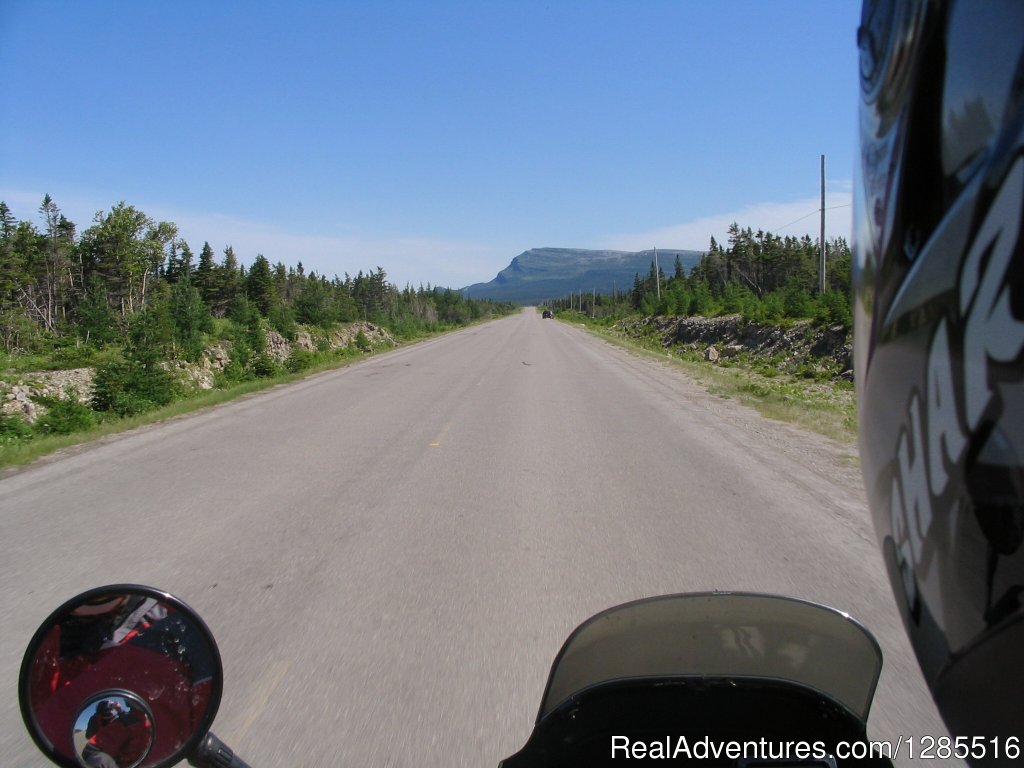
{"left": 461, "top": 247, "right": 704, "bottom": 304}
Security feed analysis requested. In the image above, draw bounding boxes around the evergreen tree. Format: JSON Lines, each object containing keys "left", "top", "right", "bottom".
{"left": 195, "top": 242, "right": 217, "bottom": 306}
{"left": 273, "top": 261, "right": 290, "bottom": 304}
{"left": 165, "top": 240, "right": 194, "bottom": 284}
{"left": 214, "top": 246, "right": 242, "bottom": 315}
{"left": 92, "top": 288, "right": 176, "bottom": 415}
{"left": 36, "top": 195, "right": 75, "bottom": 331}
{"left": 0, "top": 201, "right": 16, "bottom": 239}
{"left": 245, "top": 254, "right": 277, "bottom": 316}
{"left": 0, "top": 207, "right": 27, "bottom": 310}
{"left": 630, "top": 272, "right": 643, "bottom": 310}
{"left": 295, "top": 274, "right": 333, "bottom": 327}
{"left": 75, "top": 274, "right": 120, "bottom": 345}
{"left": 170, "top": 277, "right": 213, "bottom": 361}
{"left": 164, "top": 240, "right": 180, "bottom": 284}
{"left": 8, "top": 221, "right": 45, "bottom": 324}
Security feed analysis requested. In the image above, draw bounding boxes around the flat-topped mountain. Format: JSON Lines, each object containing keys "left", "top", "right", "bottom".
{"left": 461, "top": 247, "right": 703, "bottom": 305}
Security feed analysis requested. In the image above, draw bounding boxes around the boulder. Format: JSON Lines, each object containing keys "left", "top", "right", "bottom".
{"left": 265, "top": 330, "right": 292, "bottom": 364}
{"left": 293, "top": 331, "right": 317, "bottom": 352}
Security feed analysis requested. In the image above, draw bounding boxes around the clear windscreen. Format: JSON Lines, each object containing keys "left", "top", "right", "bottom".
{"left": 540, "top": 592, "right": 882, "bottom": 723}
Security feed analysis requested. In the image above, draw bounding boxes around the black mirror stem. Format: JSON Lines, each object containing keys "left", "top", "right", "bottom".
{"left": 188, "top": 732, "right": 252, "bottom": 768}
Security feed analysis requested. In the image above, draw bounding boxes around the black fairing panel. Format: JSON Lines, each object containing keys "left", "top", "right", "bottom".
{"left": 501, "top": 678, "right": 888, "bottom": 768}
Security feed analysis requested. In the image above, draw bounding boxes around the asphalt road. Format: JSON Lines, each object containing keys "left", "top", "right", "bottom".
{"left": 1, "top": 308, "right": 955, "bottom": 767}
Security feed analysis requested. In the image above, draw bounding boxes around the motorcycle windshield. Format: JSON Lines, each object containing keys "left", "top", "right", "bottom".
{"left": 539, "top": 592, "right": 882, "bottom": 723}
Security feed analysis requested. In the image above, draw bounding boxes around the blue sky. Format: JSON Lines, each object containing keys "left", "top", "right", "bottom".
{"left": 1, "top": 1, "right": 861, "bottom": 289}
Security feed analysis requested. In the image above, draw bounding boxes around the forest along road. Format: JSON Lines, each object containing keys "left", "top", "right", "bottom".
{"left": 1, "top": 307, "right": 955, "bottom": 767}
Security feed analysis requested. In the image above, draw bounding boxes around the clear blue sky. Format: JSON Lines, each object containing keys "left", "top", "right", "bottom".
{"left": 1, "top": 1, "right": 861, "bottom": 289}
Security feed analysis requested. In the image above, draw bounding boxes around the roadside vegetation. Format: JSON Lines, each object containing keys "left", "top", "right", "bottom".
{"left": 0, "top": 196, "right": 514, "bottom": 468}
{"left": 546, "top": 224, "right": 857, "bottom": 444}
{"left": 548, "top": 224, "right": 852, "bottom": 328}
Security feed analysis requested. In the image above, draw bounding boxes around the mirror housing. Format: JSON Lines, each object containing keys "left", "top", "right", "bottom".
{"left": 19, "top": 585, "right": 223, "bottom": 768}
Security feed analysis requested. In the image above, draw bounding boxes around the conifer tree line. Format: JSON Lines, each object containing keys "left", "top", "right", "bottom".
{"left": 553, "top": 223, "right": 853, "bottom": 327}
{"left": 0, "top": 196, "right": 511, "bottom": 357}
{"left": 0, "top": 196, "right": 514, "bottom": 429}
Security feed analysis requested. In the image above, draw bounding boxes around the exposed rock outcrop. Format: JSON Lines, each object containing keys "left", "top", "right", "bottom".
{"left": 1, "top": 368, "right": 94, "bottom": 422}
{"left": 615, "top": 315, "right": 852, "bottom": 378}
{"left": 0, "top": 322, "right": 398, "bottom": 424}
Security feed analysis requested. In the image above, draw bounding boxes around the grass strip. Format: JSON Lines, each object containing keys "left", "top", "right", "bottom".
{"left": 566, "top": 316, "right": 857, "bottom": 446}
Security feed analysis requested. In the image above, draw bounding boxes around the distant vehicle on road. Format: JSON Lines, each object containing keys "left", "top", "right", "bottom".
{"left": 542, "top": 309, "right": 553, "bottom": 319}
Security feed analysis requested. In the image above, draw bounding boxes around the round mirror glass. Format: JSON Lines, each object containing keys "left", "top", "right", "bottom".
{"left": 19, "top": 585, "right": 223, "bottom": 768}
{"left": 72, "top": 691, "right": 154, "bottom": 768}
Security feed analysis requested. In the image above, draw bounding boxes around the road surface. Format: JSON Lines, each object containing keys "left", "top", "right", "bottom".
{"left": 1, "top": 308, "right": 953, "bottom": 766}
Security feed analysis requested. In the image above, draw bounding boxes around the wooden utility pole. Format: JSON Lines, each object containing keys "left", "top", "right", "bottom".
{"left": 819, "top": 155, "right": 826, "bottom": 295}
{"left": 654, "top": 247, "right": 661, "bottom": 299}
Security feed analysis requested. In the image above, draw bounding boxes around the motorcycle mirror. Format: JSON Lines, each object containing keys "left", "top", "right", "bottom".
{"left": 18, "top": 585, "right": 223, "bottom": 768}
{"left": 72, "top": 691, "right": 155, "bottom": 768}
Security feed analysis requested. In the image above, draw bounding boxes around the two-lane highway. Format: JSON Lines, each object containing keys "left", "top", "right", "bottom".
{"left": 1, "top": 309, "right": 953, "bottom": 766}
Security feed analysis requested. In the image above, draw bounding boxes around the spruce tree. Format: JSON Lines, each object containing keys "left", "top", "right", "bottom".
{"left": 215, "top": 246, "right": 242, "bottom": 315}
{"left": 245, "top": 254, "right": 277, "bottom": 316}
{"left": 76, "top": 274, "right": 120, "bottom": 345}
{"left": 196, "top": 242, "right": 217, "bottom": 306}
{"left": 171, "top": 277, "right": 213, "bottom": 361}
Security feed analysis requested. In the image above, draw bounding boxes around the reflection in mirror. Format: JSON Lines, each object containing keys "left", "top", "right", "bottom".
{"left": 72, "top": 691, "right": 154, "bottom": 768}
{"left": 19, "top": 586, "right": 222, "bottom": 768}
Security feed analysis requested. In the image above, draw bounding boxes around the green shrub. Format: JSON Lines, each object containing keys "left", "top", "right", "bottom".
{"left": 218, "top": 338, "right": 255, "bottom": 384}
{"left": 761, "top": 292, "right": 786, "bottom": 322}
{"left": 286, "top": 349, "right": 316, "bottom": 372}
{"left": 251, "top": 354, "right": 281, "bottom": 378}
{"left": 269, "top": 305, "right": 297, "bottom": 341}
{"left": 782, "top": 284, "right": 815, "bottom": 319}
{"left": 33, "top": 396, "right": 97, "bottom": 435}
{"left": 50, "top": 343, "right": 101, "bottom": 368}
{"left": 0, "top": 413, "right": 34, "bottom": 443}
{"left": 0, "top": 310, "right": 46, "bottom": 354}
{"left": 689, "top": 282, "right": 719, "bottom": 316}
{"left": 219, "top": 358, "right": 251, "bottom": 384}
{"left": 92, "top": 359, "right": 177, "bottom": 416}
{"left": 815, "top": 290, "right": 852, "bottom": 327}
{"left": 355, "top": 329, "right": 371, "bottom": 352}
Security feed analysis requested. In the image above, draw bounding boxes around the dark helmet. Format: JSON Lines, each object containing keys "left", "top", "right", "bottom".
{"left": 96, "top": 700, "right": 119, "bottom": 721}
{"left": 854, "top": 0, "right": 1024, "bottom": 747}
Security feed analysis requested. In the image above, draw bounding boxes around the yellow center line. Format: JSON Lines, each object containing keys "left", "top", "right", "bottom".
{"left": 228, "top": 659, "right": 292, "bottom": 744}
{"left": 429, "top": 417, "right": 456, "bottom": 448}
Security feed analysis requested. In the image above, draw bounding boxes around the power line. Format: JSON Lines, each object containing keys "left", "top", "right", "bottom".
{"left": 774, "top": 203, "right": 852, "bottom": 233}
{"left": 775, "top": 209, "right": 820, "bottom": 231}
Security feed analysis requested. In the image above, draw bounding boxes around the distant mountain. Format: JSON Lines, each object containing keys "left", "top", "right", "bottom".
{"left": 460, "top": 247, "right": 704, "bottom": 305}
